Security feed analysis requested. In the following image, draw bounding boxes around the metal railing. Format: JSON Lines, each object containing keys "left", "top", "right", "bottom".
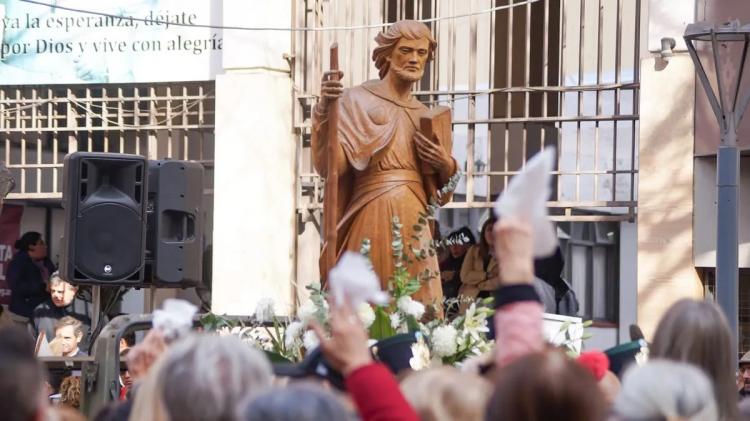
{"left": 0, "top": 82, "right": 215, "bottom": 199}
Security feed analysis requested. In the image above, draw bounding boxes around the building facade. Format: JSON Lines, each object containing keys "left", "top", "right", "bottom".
{"left": 2, "top": 0, "right": 747, "bottom": 351}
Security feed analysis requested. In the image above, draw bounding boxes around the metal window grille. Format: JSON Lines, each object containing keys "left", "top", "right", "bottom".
{"left": 292, "top": 0, "right": 640, "bottom": 223}
{"left": 559, "top": 221, "right": 619, "bottom": 322}
{"left": 0, "top": 82, "right": 215, "bottom": 199}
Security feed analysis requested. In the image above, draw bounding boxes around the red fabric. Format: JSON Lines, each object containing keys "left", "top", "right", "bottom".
{"left": 119, "top": 385, "right": 128, "bottom": 401}
{"left": 345, "top": 363, "right": 419, "bottom": 421}
{"left": 576, "top": 351, "right": 610, "bottom": 381}
{"left": 494, "top": 301, "right": 545, "bottom": 368}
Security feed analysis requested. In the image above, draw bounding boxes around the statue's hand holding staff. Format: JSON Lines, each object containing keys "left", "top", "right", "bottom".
{"left": 414, "top": 131, "right": 453, "bottom": 173}
{"left": 318, "top": 70, "right": 344, "bottom": 113}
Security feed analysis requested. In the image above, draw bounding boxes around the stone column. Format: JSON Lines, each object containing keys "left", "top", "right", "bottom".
{"left": 211, "top": 1, "right": 295, "bottom": 315}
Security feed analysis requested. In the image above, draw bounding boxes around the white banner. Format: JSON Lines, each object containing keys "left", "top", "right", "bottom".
{"left": 0, "top": 0, "right": 222, "bottom": 84}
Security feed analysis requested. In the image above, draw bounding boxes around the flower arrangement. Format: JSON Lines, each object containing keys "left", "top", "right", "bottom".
{"left": 202, "top": 170, "right": 588, "bottom": 368}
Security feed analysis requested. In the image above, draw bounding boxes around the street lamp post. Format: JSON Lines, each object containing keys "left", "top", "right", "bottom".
{"left": 685, "top": 21, "right": 750, "bottom": 358}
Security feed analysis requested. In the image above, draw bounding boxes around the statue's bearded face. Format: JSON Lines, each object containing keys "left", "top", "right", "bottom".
{"left": 387, "top": 37, "right": 430, "bottom": 82}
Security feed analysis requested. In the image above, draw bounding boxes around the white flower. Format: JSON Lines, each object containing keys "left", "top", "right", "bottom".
{"left": 431, "top": 325, "right": 458, "bottom": 357}
{"left": 409, "top": 334, "right": 431, "bottom": 371}
{"left": 389, "top": 313, "right": 402, "bottom": 330}
{"left": 357, "top": 303, "right": 376, "bottom": 328}
{"left": 303, "top": 330, "right": 320, "bottom": 350}
{"left": 254, "top": 298, "right": 275, "bottom": 323}
{"left": 284, "top": 321, "right": 304, "bottom": 349}
{"left": 297, "top": 300, "right": 318, "bottom": 325}
{"left": 462, "top": 303, "right": 490, "bottom": 342}
{"left": 397, "top": 296, "right": 425, "bottom": 319}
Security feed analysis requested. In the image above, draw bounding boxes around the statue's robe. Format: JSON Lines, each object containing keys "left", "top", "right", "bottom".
{"left": 312, "top": 79, "right": 456, "bottom": 306}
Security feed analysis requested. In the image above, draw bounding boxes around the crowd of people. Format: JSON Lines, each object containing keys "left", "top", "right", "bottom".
{"left": 438, "top": 218, "right": 578, "bottom": 317}
{"left": 2, "top": 216, "right": 750, "bottom": 420}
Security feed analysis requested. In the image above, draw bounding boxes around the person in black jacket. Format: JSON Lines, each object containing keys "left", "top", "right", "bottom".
{"left": 6, "top": 231, "right": 55, "bottom": 327}
{"left": 533, "top": 247, "right": 579, "bottom": 316}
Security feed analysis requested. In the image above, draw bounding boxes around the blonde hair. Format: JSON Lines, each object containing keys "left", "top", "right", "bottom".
{"left": 400, "top": 366, "right": 491, "bottom": 421}
{"left": 55, "top": 316, "right": 83, "bottom": 338}
{"left": 59, "top": 376, "right": 81, "bottom": 409}
{"left": 372, "top": 20, "right": 437, "bottom": 79}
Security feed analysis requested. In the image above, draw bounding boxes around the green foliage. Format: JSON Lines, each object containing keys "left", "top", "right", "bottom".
{"left": 264, "top": 350, "right": 293, "bottom": 364}
{"left": 199, "top": 313, "right": 237, "bottom": 331}
{"left": 369, "top": 306, "right": 397, "bottom": 340}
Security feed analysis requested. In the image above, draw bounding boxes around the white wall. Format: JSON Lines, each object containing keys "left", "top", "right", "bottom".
{"left": 211, "top": 1, "right": 295, "bottom": 316}
{"left": 584, "top": 327, "right": 619, "bottom": 351}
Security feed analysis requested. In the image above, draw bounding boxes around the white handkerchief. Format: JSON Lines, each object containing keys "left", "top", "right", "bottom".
{"left": 152, "top": 298, "right": 198, "bottom": 341}
{"left": 328, "top": 252, "right": 390, "bottom": 307}
{"left": 494, "top": 147, "right": 558, "bottom": 257}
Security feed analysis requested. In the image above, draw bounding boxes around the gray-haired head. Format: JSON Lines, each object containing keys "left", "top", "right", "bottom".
{"left": 613, "top": 359, "right": 719, "bottom": 421}
{"left": 243, "top": 383, "right": 353, "bottom": 421}
{"left": 158, "top": 333, "right": 273, "bottom": 421}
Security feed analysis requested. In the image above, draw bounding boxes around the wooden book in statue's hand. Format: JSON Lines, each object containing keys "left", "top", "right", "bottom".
{"left": 419, "top": 106, "right": 452, "bottom": 175}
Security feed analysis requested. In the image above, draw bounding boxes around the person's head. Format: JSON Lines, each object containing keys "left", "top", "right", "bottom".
{"left": 400, "top": 366, "right": 491, "bottom": 421}
{"left": 613, "top": 359, "right": 718, "bottom": 421}
{"left": 0, "top": 326, "right": 48, "bottom": 421}
{"left": 59, "top": 375, "right": 81, "bottom": 409}
{"left": 447, "top": 227, "right": 476, "bottom": 258}
{"left": 131, "top": 333, "right": 273, "bottom": 421}
{"left": 49, "top": 272, "right": 78, "bottom": 308}
{"left": 478, "top": 216, "right": 498, "bottom": 258}
{"left": 486, "top": 348, "right": 607, "bottom": 421}
{"left": 119, "top": 332, "right": 135, "bottom": 352}
{"left": 54, "top": 317, "right": 83, "bottom": 357}
{"left": 740, "top": 351, "right": 750, "bottom": 395}
{"left": 119, "top": 348, "right": 132, "bottom": 389}
{"left": 243, "top": 383, "right": 352, "bottom": 421}
{"left": 650, "top": 299, "right": 736, "bottom": 420}
{"left": 15, "top": 231, "right": 47, "bottom": 260}
{"left": 534, "top": 247, "right": 565, "bottom": 281}
{"left": 373, "top": 20, "right": 437, "bottom": 81}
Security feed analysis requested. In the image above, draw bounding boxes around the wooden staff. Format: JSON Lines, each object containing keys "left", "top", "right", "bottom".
{"left": 323, "top": 43, "right": 340, "bottom": 281}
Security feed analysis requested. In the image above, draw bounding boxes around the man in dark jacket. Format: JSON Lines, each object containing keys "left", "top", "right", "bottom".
{"left": 534, "top": 247, "right": 579, "bottom": 317}
{"left": 33, "top": 272, "right": 92, "bottom": 348}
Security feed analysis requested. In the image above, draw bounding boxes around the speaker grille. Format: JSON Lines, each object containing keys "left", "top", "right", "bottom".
{"left": 73, "top": 203, "right": 144, "bottom": 281}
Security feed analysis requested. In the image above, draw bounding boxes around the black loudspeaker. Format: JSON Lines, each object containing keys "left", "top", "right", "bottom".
{"left": 61, "top": 152, "right": 147, "bottom": 285}
{"left": 145, "top": 160, "right": 203, "bottom": 287}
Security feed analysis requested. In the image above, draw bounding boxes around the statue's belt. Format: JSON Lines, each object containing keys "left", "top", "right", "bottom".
{"left": 337, "top": 169, "right": 426, "bottom": 232}
{"left": 353, "top": 169, "right": 422, "bottom": 190}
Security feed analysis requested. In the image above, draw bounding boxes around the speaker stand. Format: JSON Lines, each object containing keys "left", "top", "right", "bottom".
{"left": 91, "top": 286, "right": 101, "bottom": 329}
{"left": 148, "top": 285, "right": 156, "bottom": 312}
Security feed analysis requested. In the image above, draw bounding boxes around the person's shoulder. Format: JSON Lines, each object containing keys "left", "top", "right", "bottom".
{"left": 467, "top": 244, "right": 481, "bottom": 255}
{"left": 8, "top": 250, "right": 29, "bottom": 265}
{"left": 32, "top": 299, "right": 53, "bottom": 315}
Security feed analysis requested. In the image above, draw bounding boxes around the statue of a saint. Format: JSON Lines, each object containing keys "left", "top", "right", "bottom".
{"left": 312, "top": 20, "right": 457, "bottom": 305}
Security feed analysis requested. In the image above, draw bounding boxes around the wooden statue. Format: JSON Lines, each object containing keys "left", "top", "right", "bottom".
{"left": 312, "top": 20, "right": 457, "bottom": 305}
